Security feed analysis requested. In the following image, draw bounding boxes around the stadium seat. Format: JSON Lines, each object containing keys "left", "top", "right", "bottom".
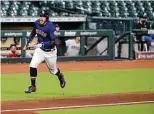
{"left": 40, "top": 1, "right": 48, "bottom": 5}
{"left": 58, "top": 1, "right": 66, "bottom": 9}
{"left": 117, "top": 1, "right": 125, "bottom": 7}
{"left": 110, "top": 11, "right": 119, "bottom": 17}
{"left": 0, "top": 0, "right": 154, "bottom": 20}
{"left": 108, "top": 1, "right": 118, "bottom": 8}
{"left": 48, "top": 1, "right": 56, "bottom": 7}
{"left": 1, "top": 10, "right": 7, "bottom": 17}
{"left": 91, "top": 1, "right": 101, "bottom": 16}
{"left": 119, "top": 6, "right": 128, "bottom": 17}
{"left": 8, "top": 10, "right": 18, "bottom": 16}
{"left": 83, "top": 1, "right": 91, "bottom": 7}
{"left": 128, "top": 10, "right": 138, "bottom": 17}
{"left": 146, "top": 10, "right": 154, "bottom": 19}
{"left": 29, "top": 6, "right": 39, "bottom": 16}
{"left": 100, "top": 1, "right": 109, "bottom": 9}
{"left": 65, "top": 1, "right": 74, "bottom": 9}
{"left": 150, "top": 1, "right": 154, "bottom": 10}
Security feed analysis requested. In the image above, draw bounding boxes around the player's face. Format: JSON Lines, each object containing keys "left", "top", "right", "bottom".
{"left": 11, "top": 46, "right": 17, "bottom": 53}
{"left": 76, "top": 37, "right": 80, "bottom": 42}
{"left": 56, "top": 27, "right": 60, "bottom": 31}
{"left": 139, "top": 18, "right": 146, "bottom": 23}
{"left": 40, "top": 16, "right": 47, "bottom": 25}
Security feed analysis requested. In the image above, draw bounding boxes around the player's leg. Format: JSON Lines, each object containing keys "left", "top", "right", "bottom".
{"left": 141, "top": 35, "right": 152, "bottom": 51}
{"left": 25, "top": 48, "right": 45, "bottom": 93}
{"left": 45, "top": 49, "right": 66, "bottom": 88}
{"left": 150, "top": 34, "right": 154, "bottom": 47}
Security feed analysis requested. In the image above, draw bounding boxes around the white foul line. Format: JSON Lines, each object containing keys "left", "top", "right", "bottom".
{"left": 2, "top": 100, "right": 154, "bottom": 112}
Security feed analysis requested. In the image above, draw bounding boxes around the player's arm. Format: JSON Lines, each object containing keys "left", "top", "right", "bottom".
{"left": 64, "top": 39, "right": 71, "bottom": 56}
{"left": 23, "top": 28, "right": 36, "bottom": 50}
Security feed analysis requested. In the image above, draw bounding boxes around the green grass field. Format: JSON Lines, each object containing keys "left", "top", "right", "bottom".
{"left": 1, "top": 69, "right": 154, "bottom": 101}
{"left": 38, "top": 104, "right": 154, "bottom": 114}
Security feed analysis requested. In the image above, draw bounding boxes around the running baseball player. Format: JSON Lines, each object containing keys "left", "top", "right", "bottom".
{"left": 24, "top": 10, "right": 66, "bottom": 93}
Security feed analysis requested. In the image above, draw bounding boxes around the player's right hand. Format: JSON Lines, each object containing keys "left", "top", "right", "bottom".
{"left": 23, "top": 45, "right": 28, "bottom": 50}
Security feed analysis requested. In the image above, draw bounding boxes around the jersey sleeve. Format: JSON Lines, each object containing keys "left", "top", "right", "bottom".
{"left": 27, "top": 22, "right": 36, "bottom": 43}
{"left": 49, "top": 22, "right": 56, "bottom": 39}
{"left": 28, "top": 28, "right": 36, "bottom": 41}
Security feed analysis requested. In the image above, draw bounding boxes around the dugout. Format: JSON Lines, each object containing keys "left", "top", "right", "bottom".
{"left": 1, "top": 29, "right": 117, "bottom": 63}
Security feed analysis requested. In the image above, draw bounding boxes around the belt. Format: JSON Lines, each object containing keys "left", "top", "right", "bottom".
{"left": 40, "top": 47, "right": 55, "bottom": 52}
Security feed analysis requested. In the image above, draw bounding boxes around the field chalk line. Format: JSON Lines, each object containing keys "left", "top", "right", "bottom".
{"left": 2, "top": 100, "right": 154, "bottom": 112}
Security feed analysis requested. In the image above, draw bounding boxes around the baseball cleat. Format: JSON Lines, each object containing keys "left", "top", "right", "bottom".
{"left": 25, "top": 86, "right": 36, "bottom": 93}
{"left": 58, "top": 73, "right": 66, "bottom": 88}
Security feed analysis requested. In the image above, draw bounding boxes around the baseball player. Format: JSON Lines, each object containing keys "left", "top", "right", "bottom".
{"left": 65, "top": 36, "right": 80, "bottom": 56}
{"left": 24, "top": 10, "right": 66, "bottom": 93}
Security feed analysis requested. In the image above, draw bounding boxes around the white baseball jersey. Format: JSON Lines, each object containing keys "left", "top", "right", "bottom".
{"left": 65, "top": 39, "right": 80, "bottom": 56}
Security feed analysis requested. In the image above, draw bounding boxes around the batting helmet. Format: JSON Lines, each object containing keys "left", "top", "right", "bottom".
{"left": 40, "top": 10, "right": 49, "bottom": 21}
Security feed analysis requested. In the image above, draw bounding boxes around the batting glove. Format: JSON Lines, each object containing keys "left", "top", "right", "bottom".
{"left": 33, "top": 43, "right": 43, "bottom": 48}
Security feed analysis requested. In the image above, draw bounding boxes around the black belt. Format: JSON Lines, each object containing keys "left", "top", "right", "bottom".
{"left": 40, "top": 47, "right": 55, "bottom": 52}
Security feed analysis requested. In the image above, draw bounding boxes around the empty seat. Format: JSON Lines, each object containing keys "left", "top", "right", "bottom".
{"left": 100, "top": 1, "right": 109, "bottom": 9}
{"left": 65, "top": 1, "right": 74, "bottom": 9}
{"left": 1, "top": 10, "right": 7, "bottom": 17}
{"left": 39, "top": 1, "right": 48, "bottom": 7}
{"left": 58, "top": 1, "right": 66, "bottom": 9}
{"left": 0, "top": 0, "right": 153, "bottom": 21}
{"left": 29, "top": 7, "right": 39, "bottom": 16}
{"left": 102, "top": 11, "right": 110, "bottom": 17}
{"left": 8, "top": 10, "right": 18, "bottom": 16}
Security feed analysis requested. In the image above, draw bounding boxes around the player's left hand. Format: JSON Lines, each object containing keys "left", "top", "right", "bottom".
{"left": 33, "top": 43, "right": 42, "bottom": 48}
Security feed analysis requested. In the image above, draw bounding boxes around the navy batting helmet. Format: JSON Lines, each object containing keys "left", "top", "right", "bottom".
{"left": 40, "top": 10, "right": 49, "bottom": 21}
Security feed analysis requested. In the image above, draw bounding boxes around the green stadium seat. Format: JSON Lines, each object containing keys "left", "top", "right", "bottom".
{"left": 65, "top": 1, "right": 74, "bottom": 9}
{"left": 117, "top": 1, "right": 125, "bottom": 7}
{"left": 29, "top": 6, "right": 39, "bottom": 16}
{"left": 146, "top": 10, "right": 153, "bottom": 18}
{"left": 83, "top": 1, "right": 91, "bottom": 7}
{"left": 19, "top": 9, "right": 28, "bottom": 16}
{"left": 142, "top": 1, "right": 151, "bottom": 7}
{"left": 100, "top": 1, "right": 109, "bottom": 9}
{"left": 150, "top": 1, "right": 154, "bottom": 10}
{"left": 108, "top": 1, "right": 118, "bottom": 8}
{"left": 128, "top": 10, "right": 138, "bottom": 17}
{"left": 39, "top": 1, "right": 48, "bottom": 7}
{"left": 51, "top": 11, "right": 59, "bottom": 17}
{"left": 119, "top": 12, "right": 129, "bottom": 18}
{"left": 3, "top": 2, "right": 10, "bottom": 10}
{"left": 58, "top": 1, "right": 66, "bottom": 9}
{"left": 1, "top": 10, "right": 7, "bottom": 17}
{"left": 48, "top": 1, "right": 56, "bottom": 7}
{"left": 2, "top": 1, "right": 10, "bottom": 6}
{"left": 119, "top": 5, "right": 128, "bottom": 18}
{"left": 8, "top": 10, "right": 18, "bottom": 16}
{"left": 111, "top": 12, "right": 120, "bottom": 17}
{"left": 134, "top": 0, "right": 142, "bottom": 7}
{"left": 119, "top": 5, "right": 127, "bottom": 12}
{"left": 102, "top": 11, "right": 110, "bottom": 17}
{"left": 41, "top": 6, "right": 50, "bottom": 11}
{"left": 1, "top": 6, "right": 7, "bottom": 11}
{"left": 0, "top": 0, "right": 153, "bottom": 20}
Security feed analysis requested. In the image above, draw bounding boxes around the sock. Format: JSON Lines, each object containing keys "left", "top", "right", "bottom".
{"left": 31, "top": 78, "right": 36, "bottom": 87}
{"left": 55, "top": 68, "right": 61, "bottom": 77}
{"left": 30, "top": 67, "right": 37, "bottom": 87}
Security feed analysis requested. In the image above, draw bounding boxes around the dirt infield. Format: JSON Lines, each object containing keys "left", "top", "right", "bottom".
{"left": 2, "top": 60, "right": 154, "bottom": 74}
{"left": 1, "top": 60, "right": 154, "bottom": 114}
